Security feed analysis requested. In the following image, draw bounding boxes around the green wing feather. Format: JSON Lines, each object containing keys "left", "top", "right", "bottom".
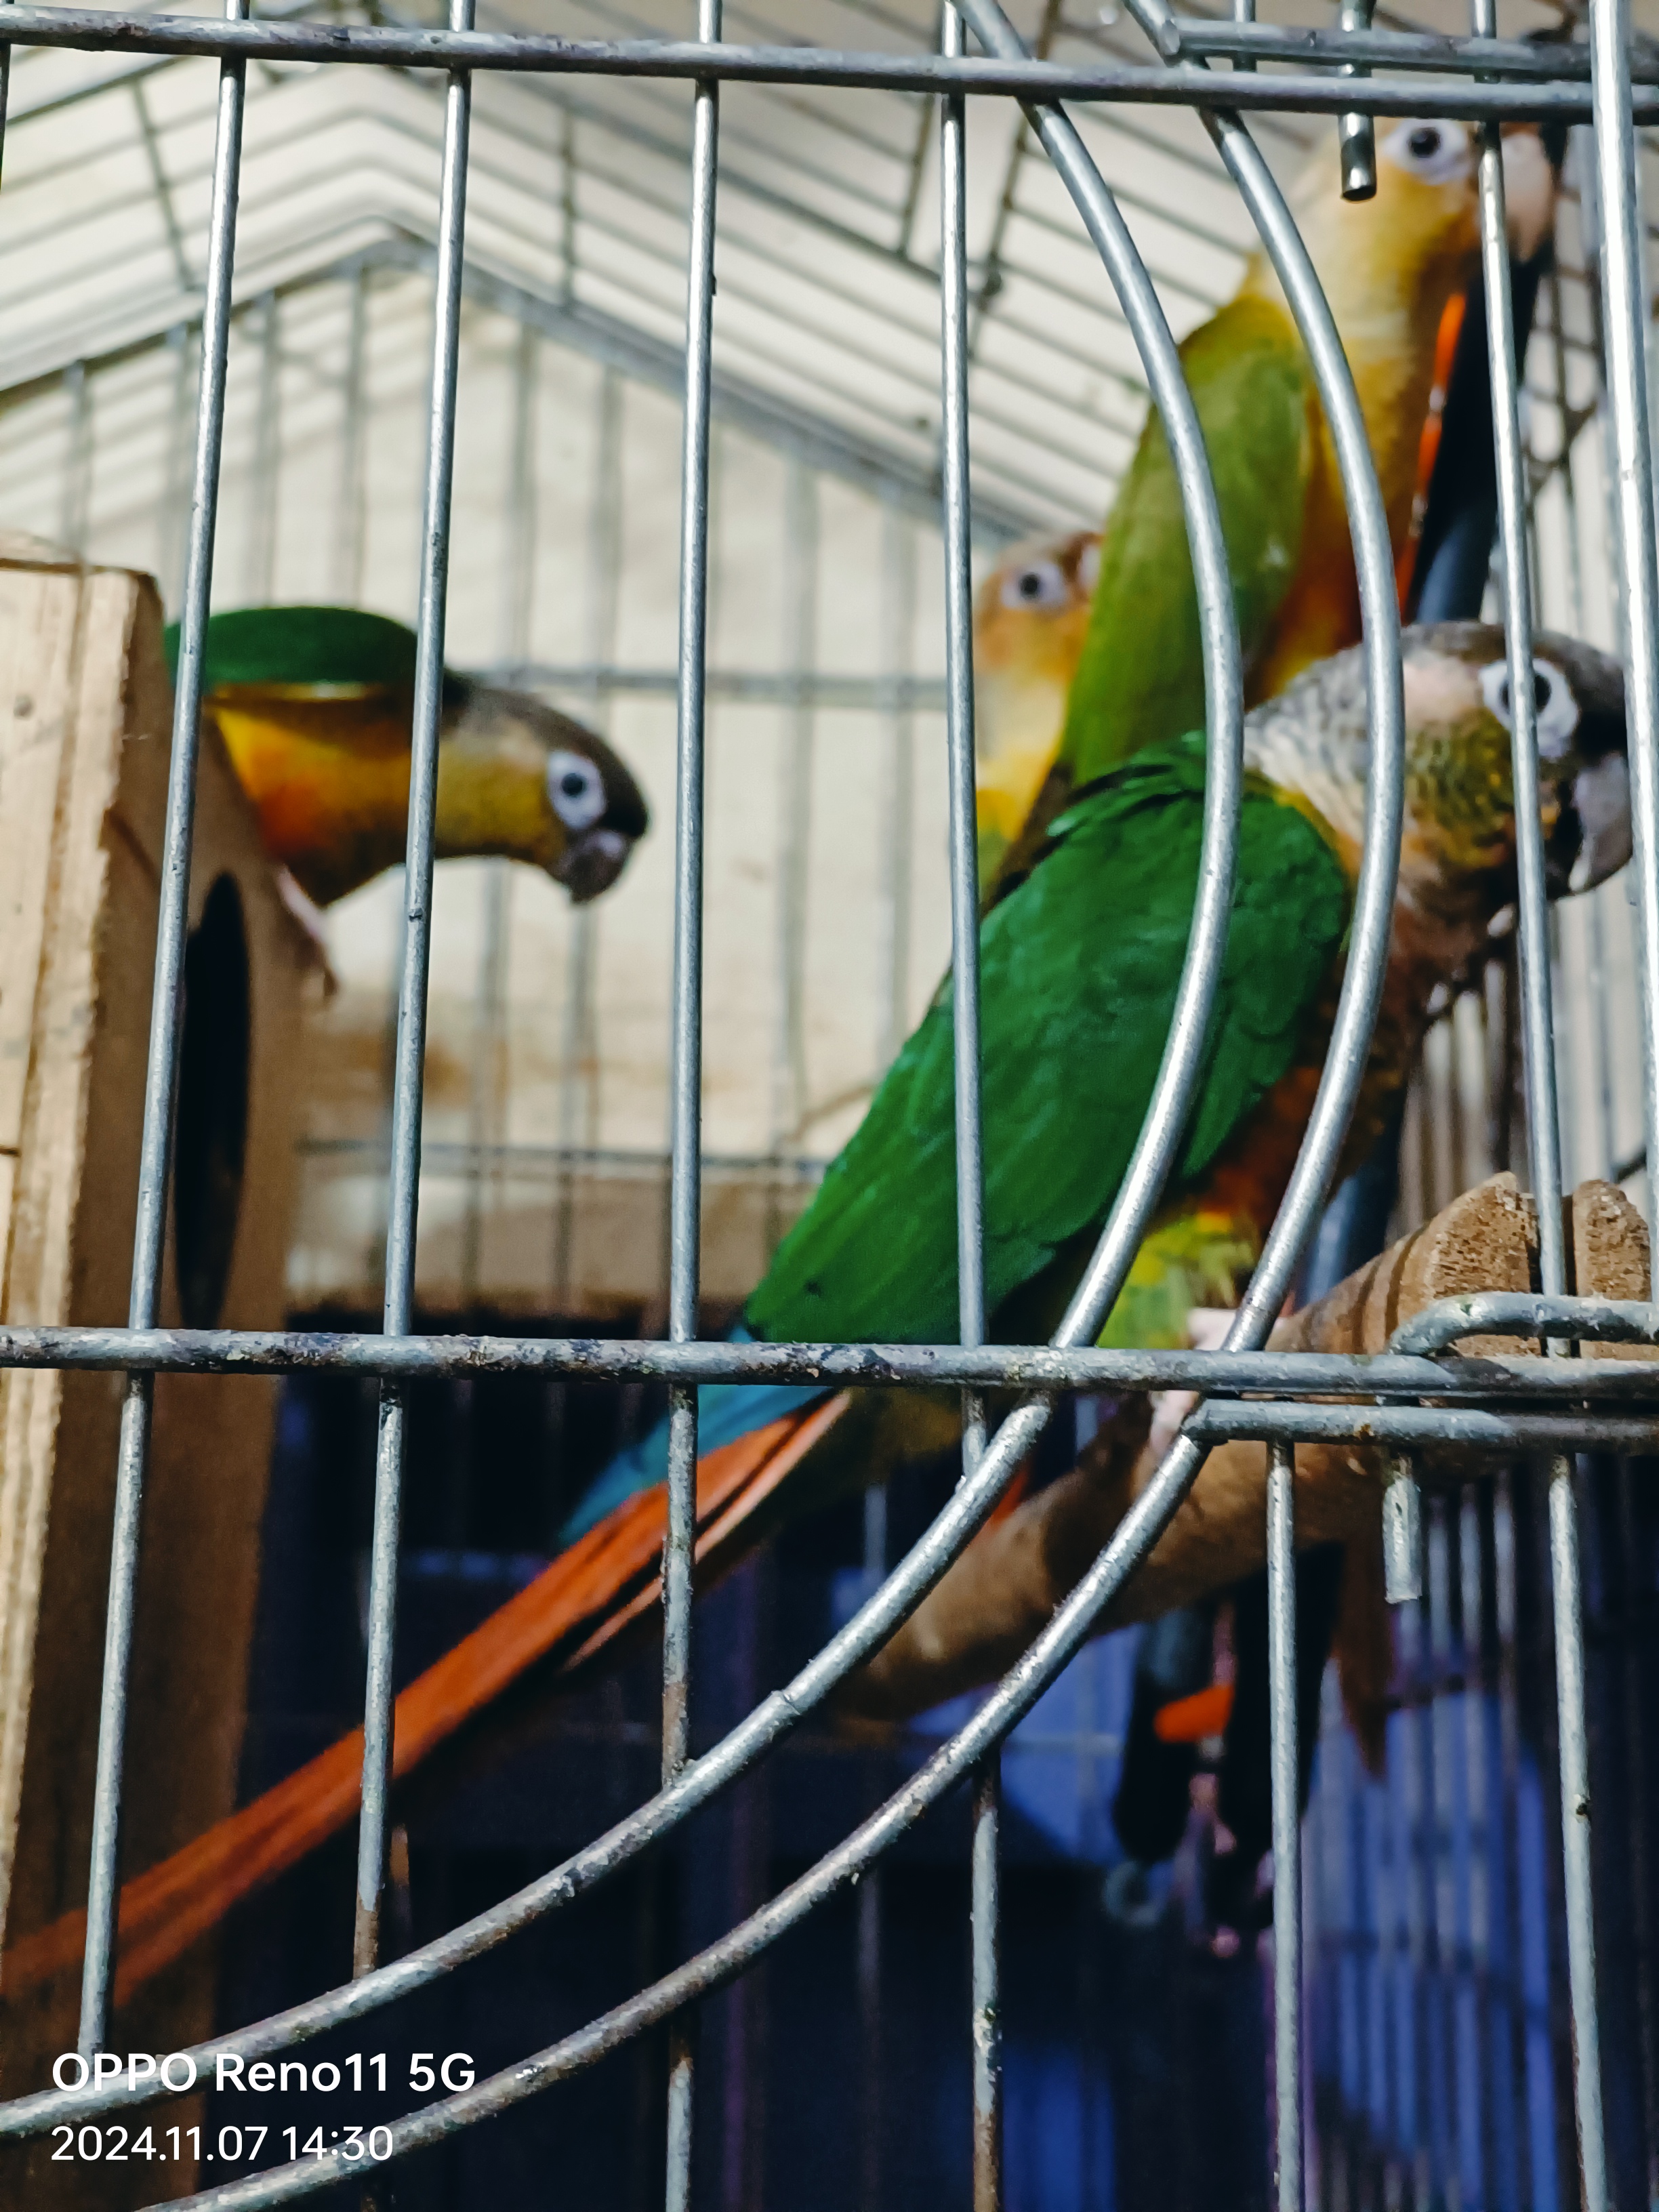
{"left": 162, "top": 606, "right": 470, "bottom": 710}
{"left": 747, "top": 730, "right": 1348, "bottom": 1349}
{"left": 1059, "top": 297, "right": 1311, "bottom": 791}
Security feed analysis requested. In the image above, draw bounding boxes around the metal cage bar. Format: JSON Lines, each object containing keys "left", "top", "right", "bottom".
{"left": 1, "top": 1, "right": 1658, "bottom": 2205}
{"left": 1471, "top": 0, "right": 1609, "bottom": 2189}
{"left": 350, "top": 0, "right": 474, "bottom": 1986}
{"left": 938, "top": 9, "right": 998, "bottom": 2200}
{"left": 1267, "top": 1441, "right": 1301, "bottom": 2212}
{"left": 7, "top": 13, "right": 1659, "bottom": 115}
{"left": 75, "top": 0, "right": 249, "bottom": 2056}
{"left": 663, "top": 5, "right": 721, "bottom": 2199}
{"left": 0, "top": 0, "right": 13, "bottom": 193}
{"left": 1591, "top": 0, "right": 1659, "bottom": 1287}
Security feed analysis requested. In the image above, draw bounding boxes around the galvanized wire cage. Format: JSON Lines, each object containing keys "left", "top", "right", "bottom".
{"left": 1, "top": 0, "right": 1658, "bottom": 2206}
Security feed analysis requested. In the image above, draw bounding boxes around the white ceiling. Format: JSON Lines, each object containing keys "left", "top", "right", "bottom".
{"left": 3, "top": 0, "right": 1621, "bottom": 536}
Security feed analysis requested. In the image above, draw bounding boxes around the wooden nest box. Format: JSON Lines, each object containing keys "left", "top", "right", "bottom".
{"left": 0, "top": 537, "right": 312, "bottom": 2191}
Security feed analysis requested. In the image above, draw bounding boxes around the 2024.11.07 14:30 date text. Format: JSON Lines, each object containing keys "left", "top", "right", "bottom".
{"left": 52, "top": 2123, "right": 394, "bottom": 2163}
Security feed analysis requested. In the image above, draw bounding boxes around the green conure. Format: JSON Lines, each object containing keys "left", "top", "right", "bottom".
{"left": 569, "top": 619, "right": 1631, "bottom": 1537}
{"left": 166, "top": 605, "right": 649, "bottom": 907}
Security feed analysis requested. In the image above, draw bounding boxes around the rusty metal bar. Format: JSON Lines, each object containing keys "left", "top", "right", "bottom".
{"left": 2, "top": 11, "right": 1656, "bottom": 115}
{"left": 7, "top": 1319, "right": 1659, "bottom": 1395}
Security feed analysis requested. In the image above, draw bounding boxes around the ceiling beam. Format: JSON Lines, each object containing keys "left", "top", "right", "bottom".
{"left": 0, "top": 224, "right": 1044, "bottom": 544}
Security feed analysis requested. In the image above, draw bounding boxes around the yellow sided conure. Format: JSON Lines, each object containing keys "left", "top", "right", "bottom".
{"left": 981, "top": 119, "right": 1559, "bottom": 893}
{"left": 165, "top": 605, "right": 649, "bottom": 910}
{"left": 9, "top": 621, "right": 1626, "bottom": 2007}
{"left": 972, "top": 528, "right": 1101, "bottom": 882}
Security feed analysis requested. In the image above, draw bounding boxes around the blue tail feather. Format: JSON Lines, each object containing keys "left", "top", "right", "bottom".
{"left": 558, "top": 1329, "right": 829, "bottom": 1547}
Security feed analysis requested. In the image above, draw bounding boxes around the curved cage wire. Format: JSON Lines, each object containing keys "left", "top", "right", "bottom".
{"left": 0, "top": 0, "right": 1656, "bottom": 2207}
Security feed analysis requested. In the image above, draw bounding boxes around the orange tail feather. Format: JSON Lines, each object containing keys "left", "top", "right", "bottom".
{"left": 1, "top": 1395, "right": 848, "bottom": 2011}
{"left": 1397, "top": 291, "right": 1469, "bottom": 609}
{"left": 1152, "top": 1681, "right": 1235, "bottom": 1744}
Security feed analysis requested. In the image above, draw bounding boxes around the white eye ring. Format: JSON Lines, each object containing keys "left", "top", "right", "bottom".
{"left": 1000, "top": 557, "right": 1069, "bottom": 613}
{"left": 546, "top": 747, "right": 607, "bottom": 831}
{"left": 1380, "top": 120, "right": 1472, "bottom": 188}
{"left": 1479, "top": 657, "right": 1582, "bottom": 760}
{"left": 1076, "top": 538, "right": 1102, "bottom": 596}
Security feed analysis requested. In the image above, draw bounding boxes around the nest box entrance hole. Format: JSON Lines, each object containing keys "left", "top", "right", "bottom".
{"left": 173, "top": 872, "right": 251, "bottom": 1328}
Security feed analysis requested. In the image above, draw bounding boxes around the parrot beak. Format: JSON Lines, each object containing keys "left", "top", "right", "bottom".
{"left": 522, "top": 701, "right": 649, "bottom": 902}
{"left": 1557, "top": 752, "right": 1637, "bottom": 898}
{"left": 556, "top": 826, "right": 636, "bottom": 904}
{"left": 1536, "top": 637, "right": 1631, "bottom": 897}
{"left": 1500, "top": 127, "right": 1559, "bottom": 266}
{"left": 444, "top": 686, "right": 649, "bottom": 900}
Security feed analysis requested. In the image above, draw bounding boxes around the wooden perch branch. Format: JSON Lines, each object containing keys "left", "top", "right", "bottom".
{"left": 835, "top": 1174, "right": 1653, "bottom": 1728}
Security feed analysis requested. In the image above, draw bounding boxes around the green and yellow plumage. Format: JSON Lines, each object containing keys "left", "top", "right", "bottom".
{"left": 567, "top": 621, "right": 1629, "bottom": 1542}
{"left": 166, "top": 605, "right": 649, "bottom": 907}
{"left": 750, "top": 734, "right": 1347, "bottom": 1349}
{"left": 1059, "top": 293, "right": 1311, "bottom": 787}
{"left": 980, "top": 121, "right": 1563, "bottom": 895}
{"left": 972, "top": 528, "right": 1101, "bottom": 882}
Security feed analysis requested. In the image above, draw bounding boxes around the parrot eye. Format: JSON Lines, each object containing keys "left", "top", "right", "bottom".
{"left": 1380, "top": 120, "right": 1472, "bottom": 187}
{"left": 1001, "top": 558, "right": 1069, "bottom": 612}
{"left": 1479, "top": 656, "right": 1582, "bottom": 760}
{"left": 546, "top": 747, "right": 608, "bottom": 831}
